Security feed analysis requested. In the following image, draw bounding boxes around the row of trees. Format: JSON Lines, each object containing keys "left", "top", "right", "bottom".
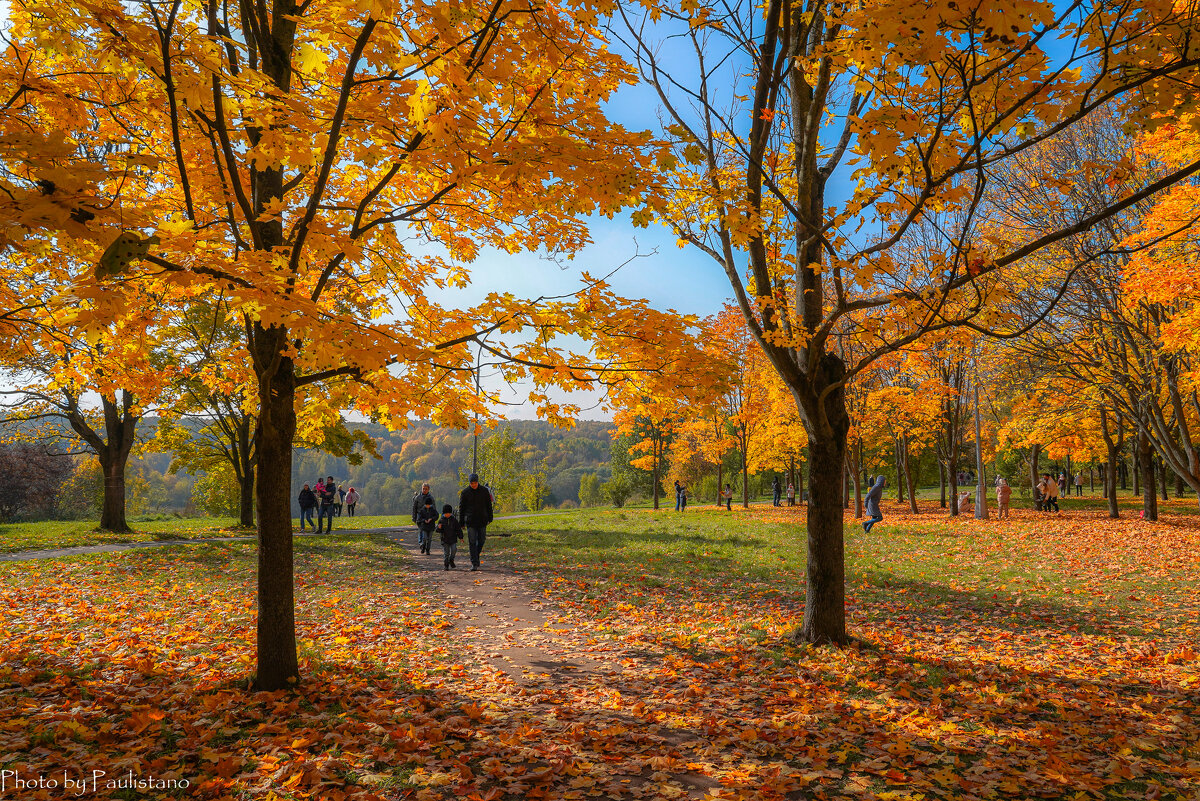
{"left": 6, "top": 0, "right": 1200, "bottom": 683}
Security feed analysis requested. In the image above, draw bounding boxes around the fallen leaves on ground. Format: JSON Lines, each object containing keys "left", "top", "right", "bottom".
{"left": 0, "top": 512, "right": 1197, "bottom": 800}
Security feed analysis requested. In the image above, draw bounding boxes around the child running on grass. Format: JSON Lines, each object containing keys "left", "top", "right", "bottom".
{"left": 436, "top": 504, "right": 464, "bottom": 571}
{"left": 416, "top": 498, "right": 438, "bottom": 554}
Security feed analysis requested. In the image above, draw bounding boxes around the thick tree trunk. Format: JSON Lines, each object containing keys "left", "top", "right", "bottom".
{"left": 904, "top": 440, "right": 919, "bottom": 514}
{"left": 1140, "top": 431, "right": 1157, "bottom": 521}
{"left": 716, "top": 459, "right": 723, "bottom": 506}
{"left": 239, "top": 469, "right": 255, "bottom": 528}
{"left": 253, "top": 324, "right": 299, "bottom": 691}
{"left": 1160, "top": 459, "right": 1169, "bottom": 502}
{"left": 973, "top": 383, "right": 987, "bottom": 519}
{"left": 651, "top": 452, "right": 660, "bottom": 510}
{"left": 797, "top": 456, "right": 804, "bottom": 506}
{"left": 741, "top": 440, "right": 750, "bottom": 508}
{"left": 803, "top": 432, "right": 847, "bottom": 644}
{"left": 1105, "top": 450, "right": 1120, "bottom": 519}
{"left": 77, "top": 393, "right": 138, "bottom": 534}
{"left": 799, "top": 365, "right": 850, "bottom": 645}
{"left": 937, "top": 457, "right": 946, "bottom": 508}
{"left": 100, "top": 455, "right": 131, "bottom": 532}
{"left": 850, "top": 439, "right": 863, "bottom": 519}
{"left": 1029, "top": 443, "right": 1041, "bottom": 510}
{"left": 1133, "top": 441, "right": 1141, "bottom": 497}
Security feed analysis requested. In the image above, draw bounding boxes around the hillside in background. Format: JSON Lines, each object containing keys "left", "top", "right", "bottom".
{"left": 291, "top": 420, "right": 614, "bottom": 515}
{"left": 86, "top": 419, "right": 613, "bottom": 518}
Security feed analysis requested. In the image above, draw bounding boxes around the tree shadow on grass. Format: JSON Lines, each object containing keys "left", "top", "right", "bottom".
{"left": 847, "top": 566, "right": 1171, "bottom": 642}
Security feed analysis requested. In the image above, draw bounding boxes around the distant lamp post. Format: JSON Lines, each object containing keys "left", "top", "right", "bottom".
{"left": 974, "top": 380, "right": 989, "bottom": 519}
{"left": 472, "top": 339, "right": 484, "bottom": 476}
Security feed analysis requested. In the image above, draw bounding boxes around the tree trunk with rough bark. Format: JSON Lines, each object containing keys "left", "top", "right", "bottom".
{"left": 252, "top": 323, "right": 299, "bottom": 691}
{"left": 1029, "top": 444, "right": 1041, "bottom": 511}
{"left": 1140, "top": 431, "right": 1157, "bottom": 521}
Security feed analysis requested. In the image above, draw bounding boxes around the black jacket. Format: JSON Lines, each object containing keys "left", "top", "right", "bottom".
{"left": 298, "top": 488, "right": 317, "bottom": 509}
{"left": 458, "top": 484, "right": 494, "bottom": 527}
{"left": 416, "top": 505, "right": 438, "bottom": 531}
{"left": 318, "top": 484, "right": 337, "bottom": 507}
{"left": 436, "top": 514, "right": 464, "bottom": 545}
{"left": 412, "top": 491, "right": 435, "bottom": 522}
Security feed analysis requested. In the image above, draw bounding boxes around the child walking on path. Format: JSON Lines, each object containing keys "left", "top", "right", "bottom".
{"left": 436, "top": 504, "right": 464, "bottom": 571}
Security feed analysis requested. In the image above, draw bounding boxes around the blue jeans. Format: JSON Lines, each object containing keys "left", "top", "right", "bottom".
{"left": 467, "top": 525, "right": 487, "bottom": 567}
{"left": 299, "top": 507, "right": 315, "bottom": 530}
{"left": 318, "top": 505, "right": 336, "bottom": 532}
{"left": 863, "top": 512, "right": 883, "bottom": 533}
{"left": 442, "top": 540, "right": 458, "bottom": 565}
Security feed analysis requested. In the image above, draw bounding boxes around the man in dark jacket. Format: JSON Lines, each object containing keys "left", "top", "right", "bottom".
{"left": 459, "top": 473, "right": 494, "bottom": 571}
{"left": 771, "top": 476, "right": 782, "bottom": 506}
{"left": 863, "top": 475, "right": 886, "bottom": 533}
{"left": 297, "top": 483, "right": 317, "bottom": 531}
{"left": 317, "top": 475, "right": 338, "bottom": 534}
{"left": 411, "top": 483, "right": 435, "bottom": 523}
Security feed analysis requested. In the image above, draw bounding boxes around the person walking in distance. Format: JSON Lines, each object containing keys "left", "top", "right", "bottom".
{"left": 297, "top": 483, "right": 317, "bottom": 531}
{"left": 416, "top": 497, "right": 438, "bottom": 554}
{"left": 345, "top": 487, "right": 360, "bottom": 516}
{"left": 997, "top": 478, "right": 1012, "bottom": 519}
{"left": 411, "top": 482, "right": 435, "bottom": 549}
{"left": 436, "top": 504, "right": 464, "bottom": 570}
{"left": 772, "top": 476, "right": 782, "bottom": 507}
{"left": 317, "top": 475, "right": 337, "bottom": 533}
{"left": 459, "top": 473, "right": 494, "bottom": 571}
{"left": 863, "top": 475, "right": 885, "bottom": 533}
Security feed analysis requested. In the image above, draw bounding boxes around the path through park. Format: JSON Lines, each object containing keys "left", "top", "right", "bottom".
{"left": 383, "top": 527, "right": 724, "bottom": 798}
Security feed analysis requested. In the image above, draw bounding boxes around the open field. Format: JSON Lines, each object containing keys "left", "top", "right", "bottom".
{"left": 0, "top": 507, "right": 1197, "bottom": 799}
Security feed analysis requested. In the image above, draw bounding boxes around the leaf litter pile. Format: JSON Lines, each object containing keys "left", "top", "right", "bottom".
{"left": 0, "top": 508, "right": 1197, "bottom": 800}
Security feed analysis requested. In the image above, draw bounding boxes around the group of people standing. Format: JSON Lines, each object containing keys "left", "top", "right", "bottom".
{"left": 410, "top": 474, "right": 494, "bottom": 571}
{"left": 297, "top": 477, "right": 361, "bottom": 533}
{"left": 769, "top": 477, "right": 798, "bottom": 507}
{"left": 673, "top": 480, "right": 689, "bottom": 511}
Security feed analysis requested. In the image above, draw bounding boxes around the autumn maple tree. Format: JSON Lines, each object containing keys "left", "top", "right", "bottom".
{"left": 623, "top": 0, "right": 1200, "bottom": 644}
{"left": 5, "top": 0, "right": 708, "bottom": 689}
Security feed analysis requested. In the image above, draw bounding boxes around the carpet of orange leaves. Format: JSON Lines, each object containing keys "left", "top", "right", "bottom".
{"left": 0, "top": 508, "right": 1196, "bottom": 800}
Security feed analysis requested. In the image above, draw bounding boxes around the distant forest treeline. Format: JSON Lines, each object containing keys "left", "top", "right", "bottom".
{"left": 2, "top": 419, "right": 615, "bottom": 521}
{"left": 289, "top": 420, "right": 614, "bottom": 515}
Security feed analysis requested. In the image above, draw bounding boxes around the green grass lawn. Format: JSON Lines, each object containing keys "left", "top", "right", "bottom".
{"left": 0, "top": 516, "right": 243, "bottom": 554}
{"left": 2, "top": 508, "right": 1198, "bottom": 799}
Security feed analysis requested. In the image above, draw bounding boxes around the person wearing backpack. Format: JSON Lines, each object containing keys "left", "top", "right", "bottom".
{"left": 345, "top": 487, "right": 360, "bottom": 516}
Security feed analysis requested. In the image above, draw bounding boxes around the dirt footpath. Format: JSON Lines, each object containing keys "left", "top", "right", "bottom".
{"left": 384, "top": 527, "right": 609, "bottom": 682}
